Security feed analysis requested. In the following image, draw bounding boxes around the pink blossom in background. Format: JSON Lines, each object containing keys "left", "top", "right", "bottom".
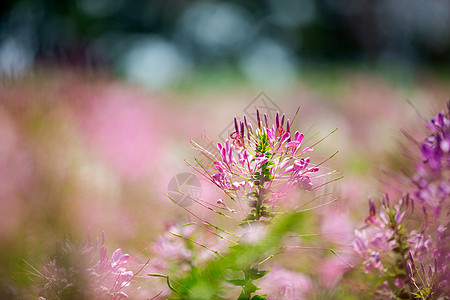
{"left": 320, "top": 209, "right": 354, "bottom": 244}
{"left": 75, "top": 85, "right": 162, "bottom": 180}
{"left": 319, "top": 256, "right": 352, "bottom": 288}
{"left": 0, "top": 109, "right": 31, "bottom": 239}
{"left": 317, "top": 208, "right": 354, "bottom": 287}
{"left": 149, "top": 223, "right": 194, "bottom": 274}
{"left": 257, "top": 267, "right": 312, "bottom": 300}
{"left": 353, "top": 229, "right": 385, "bottom": 273}
{"left": 149, "top": 222, "right": 228, "bottom": 274}
{"left": 34, "top": 233, "right": 134, "bottom": 299}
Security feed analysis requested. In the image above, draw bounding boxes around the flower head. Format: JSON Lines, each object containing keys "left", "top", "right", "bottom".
{"left": 412, "top": 103, "right": 450, "bottom": 217}
{"left": 31, "top": 232, "right": 134, "bottom": 299}
{"left": 257, "top": 267, "right": 312, "bottom": 300}
{"left": 191, "top": 109, "right": 337, "bottom": 224}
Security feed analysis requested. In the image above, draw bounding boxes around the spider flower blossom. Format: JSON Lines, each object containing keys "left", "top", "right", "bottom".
{"left": 149, "top": 222, "right": 227, "bottom": 276}
{"left": 257, "top": 267, "right": 312, "bottom": 300}
{"left": 33, "top": 233, "right": 133, "bottom": 299}
{"left": 353, "top": 195, "right": 411, "bottom": 274}
{"left": 407, "top": 225, "right": 450, "bottom": 298}
{"left": 412, "top": 102, "right": 450, "bottom": 217}
{"left": 191, "top": 110, "right": 336, "bottom": 223}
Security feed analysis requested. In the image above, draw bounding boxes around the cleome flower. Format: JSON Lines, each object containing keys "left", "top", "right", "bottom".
{"left": 353, "top": 229, "right": 384, "bottom": 274}
{"left": 353, "top": 194, "right": 412, "bottom": 274}
{"left": 190, "top": 109, "right": 338, "bottom": 224}
{"left": 412, "top": 102, "right": 450, "bottom": 217}
{"left": 257, "top": 266, "right": 312, "bottom": 300}
{"left": 30, "top": 232, "right": 134, "bottom": 300}
{"left": 407, "top": 225, "right": 450, "bottom": 299}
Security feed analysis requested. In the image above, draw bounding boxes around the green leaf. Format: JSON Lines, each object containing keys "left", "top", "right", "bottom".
{"left": 226, "top": 279, "right": 246, "bottom": 286}
{"left": 171, "top": 212, "right": 309, "bottom": 299}
{"left": 251, "top": 295, "right": 267, "bottom": 300}
{"left": 243, "top": 280, "right": 259, "bottom": 295}
{"left": 248, "top": 269, "right": 270, "bottom": 280}
{"left": 238, "top": 291, "right": 250, "bottom": 300}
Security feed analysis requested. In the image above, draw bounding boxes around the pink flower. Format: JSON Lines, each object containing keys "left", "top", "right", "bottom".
{"left": 364, "top": 251, "right": 383, "bottom": 273}
{"left": 35, "top": 233, "right": 134, "bottom": 299}
{"left": 353, "top": 230, "right": 368, "bottom": 256}
{"left": 258, "top": 267, "right": 312, "bottom": 300}
{"left": 190, "top": 108, "right": 336, "bottom": 223}
{"left": 75, "top": 85, "right": 161, "bottom": 180}
{"left": 254, "top": 154, "right": 269, "bottom": 166}
{"left": 320, "top": 210, "right": 354, "bottom": 244}
{"left": 394, "top": 278, "right": 405, "bottom": 288}
{"left": 407, "top": 231, "right": 433, "bottom": 256}
{"left": 285, "top": 131, "right": 304, "bottom": 153}
{"left": 319, "top": 256, "right": 352, "bottom": 288}
{"left": 353, "top": 230, "right": 386, "bottom": 273}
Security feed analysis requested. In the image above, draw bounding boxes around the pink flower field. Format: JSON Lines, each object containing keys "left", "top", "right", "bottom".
{"left": 0, "top": 69, "right": 448, "bottom": 300}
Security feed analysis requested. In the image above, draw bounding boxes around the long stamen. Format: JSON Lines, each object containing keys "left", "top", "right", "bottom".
{"left": 234, "top": 117, "right": 239, "bottom": 135}
{"left": 256, "top": 109, "right": 261, "bottom": 128}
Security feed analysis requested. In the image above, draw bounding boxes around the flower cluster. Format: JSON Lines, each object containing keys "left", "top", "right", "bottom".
{"left": 149, "top": 222, "right": 226, "bottom": 276}
{"left": 163, "top": 108, "right": 339, "bottom": 299}
{"left": 353, "top": 102, "right": 450, "bottom": 299}
{"left": 403, "top": 103, "right": 450, "bottom": 299}
{"left": 191, "top": 109, "right": 335, "bottom": 224}
{"left": 412, "top": 103, "right": 450, "bottom": 217}
{"left": 32, "top": 233, "right": 133, "bottom": 299}
{"left": 353, "top": 195, "right": 409, "bottom": 275}
{"left": 406, "top": 224, "right": 450, "bottom": 299}
{"left": 256, "top": 267, "right": 312, "bottom": 300}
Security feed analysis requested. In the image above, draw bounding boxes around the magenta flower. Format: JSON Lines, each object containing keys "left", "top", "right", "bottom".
{"left": 407, "top": 225, "right": 450, "bottom": 298}
{"left": 285, "top": 131, "right": 304, "bottom": 153}
{"left": 353, "top": 230, "right": 384, "bottom": 273}
{"left": 412, "top": 103, "right": 450, "bottom": 217}
{"left": 257, "top": 267, "right": 312, "bottom": 300}
{"left": 33, "top": 232, "right": 134, "bottom": 299}
{"left": 407, "top": 231, "right": 433, "bottom": 256}
{"left": 149, "top": 222, "right": 227, "bottom": 279}
{"left": 354, "top": 194, "right": 413, "bottom": 276}
{"left": 190, "top": 110, "right": 337, "bottom": 223}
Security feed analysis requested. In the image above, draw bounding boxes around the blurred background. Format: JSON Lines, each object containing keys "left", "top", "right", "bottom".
{"left": 1, "top": 0, "right": 450, "bottom": 86}
{"left": 0, "top": 0, "right": 449, "bottom": 298}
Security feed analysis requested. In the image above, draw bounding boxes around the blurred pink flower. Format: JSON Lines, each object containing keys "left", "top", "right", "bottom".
{"left": 149, "top": 222, "right": 227, "bottom": 275}
{"left": 257, "top": 267, "right": 312, "bottom": 300}
{"left": 407, "top": 230, "right": 433, "bottom": 256}
{"left": 0, "top": 109, "right": 31, "bottom": 239}
{"left": 319, "top": 256, "right": 352, "bottom": 288}
{"left": 75, "top": 85, "right": 161, "bottom": 180}
{"left": 353, "top": 230, "right": 384, "bottom": 273}
{"left": 320, "top": 209, "right": 354, "bottom": 244}
{"left": 34, "top": 232, "right": 134, "bottom": 299}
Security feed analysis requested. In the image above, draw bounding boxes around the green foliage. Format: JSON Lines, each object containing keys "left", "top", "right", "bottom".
{"left": 228, "top": 267, "right": 270, "bottom": 299}
{"left": 411, "top": 287, "right": 431, "bottom": 299}
{"left": 249, "top": 295, "right": 267, "bottom": 300}
{"left": 166, "top": 212, "right": 308, "bottom": 299}
{"left": 255, "top": 130, "right": 271, "bottom": 156}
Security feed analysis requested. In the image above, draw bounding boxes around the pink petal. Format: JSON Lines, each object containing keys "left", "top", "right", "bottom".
{"left": 100, "top": 245, "right": 107, "bottom": 262}
{"left": 280, "top": 132, "right": 290, "bottom": 145}
{"left": 120, "top": 254, "right": 130, "bottom": 264}
{"left": 112, "top": 248, "right": 122, "bottom": 263}
{"left": 114, "top": 291, "right": 128, "bottom": 299}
